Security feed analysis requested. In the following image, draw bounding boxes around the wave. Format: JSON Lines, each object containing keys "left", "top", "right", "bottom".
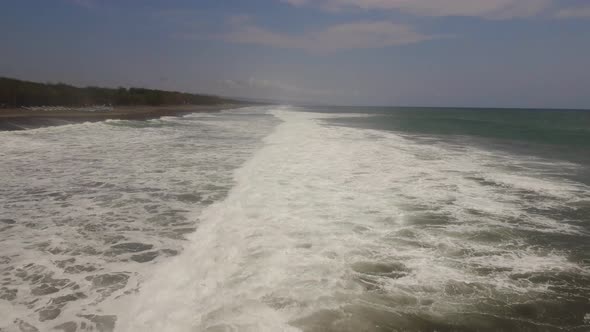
{"left": 0, "top": 107, "right": 277, "bottom": 331}
{"left": 120, "top": 108, "right": 590, "bottom": 331}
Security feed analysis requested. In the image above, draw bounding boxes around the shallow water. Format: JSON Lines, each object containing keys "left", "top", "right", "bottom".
{"left": 0, "top": 107, "right": 277, "bottom": 331}
{"left": 1, "top": 106, "right": 589, "bottom": 331}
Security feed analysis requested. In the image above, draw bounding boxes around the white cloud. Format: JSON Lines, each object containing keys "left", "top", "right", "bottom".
{"left": 556, "top": 6, "right": 590, "bottom": 18}
{"left": 281, "top": 0, "right": 553, "bottom": 19}
{"left": 221, "top": 20, "right": 436, "bottom": 52}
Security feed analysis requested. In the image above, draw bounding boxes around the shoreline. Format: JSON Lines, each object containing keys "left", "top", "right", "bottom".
{"left": 0, "top": 104, "right": 243, "bottom": 131}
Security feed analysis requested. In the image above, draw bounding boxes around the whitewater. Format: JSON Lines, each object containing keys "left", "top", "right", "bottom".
{"left": 1, "top": 106, "right": 589, "bottom": 331}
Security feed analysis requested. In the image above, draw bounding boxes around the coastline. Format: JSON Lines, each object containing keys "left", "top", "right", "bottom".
{"left": 0, "top": 104, "right": 243, "bottom": 131}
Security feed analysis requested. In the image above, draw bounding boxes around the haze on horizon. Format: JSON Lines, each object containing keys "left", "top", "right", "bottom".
{"left": 1, "top": 0, "right": 590, "bottom": 109}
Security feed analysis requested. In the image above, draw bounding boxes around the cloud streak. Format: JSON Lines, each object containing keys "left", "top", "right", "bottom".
{"left": 556, "top": 5, "right": 590, "bottom": 18}
{"left": 281, "top": 0, "right": 553, "bottom": 19}
{"left": 220, "top": 20, "right": 436, "bottom": 52}
{"left": 218, "top": 78, "right": 349, "bottom": 103}
{"left": 221, "top": 78, "right": 338, "bottom": 97}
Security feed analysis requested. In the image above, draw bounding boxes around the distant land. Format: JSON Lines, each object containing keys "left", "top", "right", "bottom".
{"left": 0, "top": 77, "right": 238, "bottom": 108}
{"left": 0, "top": 77, "right": 257, "bottom": 131}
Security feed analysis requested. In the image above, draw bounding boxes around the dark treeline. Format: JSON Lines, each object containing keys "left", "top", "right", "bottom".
{"left": 0, "top": 77, "right": 233, "bottom": 107}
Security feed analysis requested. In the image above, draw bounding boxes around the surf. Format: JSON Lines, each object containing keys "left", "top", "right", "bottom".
{"left": 119, "top": 107, "right": 590, "bottom": 331}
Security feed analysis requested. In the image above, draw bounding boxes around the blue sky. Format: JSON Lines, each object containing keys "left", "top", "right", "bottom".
{"left": 1, "top": 0, "right": 590, "bottom": 108}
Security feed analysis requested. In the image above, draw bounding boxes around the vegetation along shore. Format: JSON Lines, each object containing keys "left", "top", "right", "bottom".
{"left": 0, "top": 77, "right": 246, "bottom": 131}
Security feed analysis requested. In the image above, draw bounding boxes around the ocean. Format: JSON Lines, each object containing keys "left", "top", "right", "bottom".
{"left": 1, "top": 106, "right": 589, "bottom": 332}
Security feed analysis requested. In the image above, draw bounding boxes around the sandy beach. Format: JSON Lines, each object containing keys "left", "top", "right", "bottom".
{"left": 0, "top": 104, "right": 242, "bottom": 131}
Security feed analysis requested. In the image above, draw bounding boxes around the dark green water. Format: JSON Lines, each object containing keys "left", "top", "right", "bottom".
{"left": 285, "top": 105, "right": 590, "bottom": 331}
{"left": 313, "top": 107, "right": 590, "bottom": 183}
{"left": 319, "top": 107, "right": 590, "bottom": 146}
{"left": 2, "top": 105, "right": 588, "bottom": 331}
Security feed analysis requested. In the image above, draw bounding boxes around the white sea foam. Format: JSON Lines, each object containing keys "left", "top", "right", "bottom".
{"left": 0, "top": 107, "right": 277, "bottom": 331}
{"left": 2, "top": 106, "right": 588, "bottom": 331}
{"left": 119, "top": 108, "right": 590, "bottom": 331}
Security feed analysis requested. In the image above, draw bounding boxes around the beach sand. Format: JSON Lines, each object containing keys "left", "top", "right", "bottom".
{"left": 0, "top": 104, "right": 241, "bottom": 131}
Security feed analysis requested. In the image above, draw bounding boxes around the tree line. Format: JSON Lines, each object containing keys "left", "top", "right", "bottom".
{"left": 0, "top": 77, "right": 234, "bottom": 107}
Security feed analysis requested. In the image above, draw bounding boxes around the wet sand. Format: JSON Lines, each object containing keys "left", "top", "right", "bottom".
{"left": 0, "top": 105, "right": 242, "bottom": 131}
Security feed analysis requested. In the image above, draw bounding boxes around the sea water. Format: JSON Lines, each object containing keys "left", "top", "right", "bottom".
{"left": 1, "top": 106, "right": 589, "bottom": 331}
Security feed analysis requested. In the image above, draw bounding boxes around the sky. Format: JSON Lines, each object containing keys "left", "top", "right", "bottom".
{"left": 1, "top": 0, "right": 590, "bottom": 108}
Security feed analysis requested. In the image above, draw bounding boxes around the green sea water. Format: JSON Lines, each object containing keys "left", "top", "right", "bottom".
{"left": 314, "top": 107, "right": 589, "bottom": 144}
{"left": 2, "top": 106, "right": 589, "bottom": 331}
{"left": 317, "top": 107, "right": 590, "bottom": 182}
